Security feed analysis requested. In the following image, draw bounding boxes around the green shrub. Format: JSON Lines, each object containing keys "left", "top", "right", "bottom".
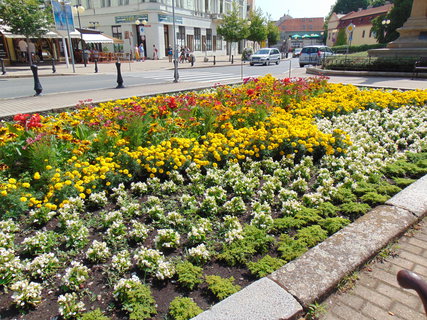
{"left": 205, "top": 275, "right": 241, "bottom": 300}
{"left": 360, "top": 192, "right": 389, "bottom": 205}
{"left": 393, "top": 177, "right": 416, "bottom": 187}
{"left": 296, "top": 225, "right": 328, "bottom": 248}
{"left": 168, "top": 296, "right": 203, "bottom": 320}
{"left": 113, "top": 277, "right": 157, "bottom": 320}
{"left": 176, "top": 261, "right": 203, "bottom": 290}
{"left": 339, "top": 202, "right": 371, "bottom": 218}
{"left": 277, "top": 234, "right": 307, "bottom": 261}
{"left": 353, "top": 181, "right": 376, "bottom": 196}
{"left": 80, "top": 308, "right": 111, "bottom": 320}
{"left": 273, "top": 217, "right": 305, "bottom": 232}
{"left": 217, "top": 225, "right": 274, "bottom": 266}
{"left": 376, "top": 184, "right": 402, "bottom": 196}
{"left": 332, "top": 43, "right": 386, "bottom": 54}
{"left": 317, "top": 202, "right": 339, "bottom": 217}
{"left": 247, "top": 255, "right": 286, "bottom": 278}
{"left": 319, "top": 217, "right": 350, "bottom": 235}
{"left": 382, "top": 161, "right": 419, "bottom": 177}
{"left": 331, "top": 187, "right": 357, "bottom": 204}
{"left": 293, "top": 207, "right": 322, "bottom": 224}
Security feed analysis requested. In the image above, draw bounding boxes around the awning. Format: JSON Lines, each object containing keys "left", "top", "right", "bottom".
{"left": 101, "top": 34, "right": 124, "bottom": 44}
{"left": 81, "top": 33, "right": 113, "bottom": 44}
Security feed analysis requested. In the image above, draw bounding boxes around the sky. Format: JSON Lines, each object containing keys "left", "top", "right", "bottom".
{"left": 256, "top": 0, "right": 337, "bottom": 20}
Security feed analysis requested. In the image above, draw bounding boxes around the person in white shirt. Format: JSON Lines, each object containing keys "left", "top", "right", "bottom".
{"left": 18, "top": 39, "right": 28, "bottom": 61}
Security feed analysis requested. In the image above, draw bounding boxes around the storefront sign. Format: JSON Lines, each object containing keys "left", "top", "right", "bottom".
{"left": 158, "top": 14, "right": 182, "bottom": 24}
{"left": 115, "top": 15, "right": 148, "bottom": 24}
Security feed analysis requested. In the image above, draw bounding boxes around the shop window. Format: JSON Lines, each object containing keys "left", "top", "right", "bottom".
{"left": 177, "top": 26, "right": 185, "bottom": 48}
{"left": 194, "top": 27, "right": 201, "bottom": 51}
{"left": 86, "top": 0, "right": 92, "bottom": 8}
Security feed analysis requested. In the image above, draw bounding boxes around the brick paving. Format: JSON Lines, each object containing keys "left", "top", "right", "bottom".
{"left": 320, "top": 218, "right": 427, "bottom": 320}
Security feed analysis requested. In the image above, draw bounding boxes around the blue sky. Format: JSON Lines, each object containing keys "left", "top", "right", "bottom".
{"left": 256, "top": 0, "right": 337, "bottom": 20}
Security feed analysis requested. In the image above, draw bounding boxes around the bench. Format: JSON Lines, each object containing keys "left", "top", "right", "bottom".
{"left": 413, "top": 57, "right": 427, "bottom": 79}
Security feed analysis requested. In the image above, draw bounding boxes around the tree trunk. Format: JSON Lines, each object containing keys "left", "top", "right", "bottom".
{"left": 26, "top": 37, "right": 33, "bottom": 66}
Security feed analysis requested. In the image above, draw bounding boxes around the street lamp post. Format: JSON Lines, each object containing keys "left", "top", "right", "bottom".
{"left": 172, "top": 0, "right": 179, "bottom": 83}
{"left": 72, "top": 3, "right": 86, "bottom": 66}
{"left": 59, "top": 0, "right": 75, "bottom": 73}
{"left": 382, "top": 19, "right": 391, "bottom": 43}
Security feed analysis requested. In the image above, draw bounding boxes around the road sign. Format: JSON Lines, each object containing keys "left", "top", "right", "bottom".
{"left": 346, "top": 24, "right": 355, "bottom": 33}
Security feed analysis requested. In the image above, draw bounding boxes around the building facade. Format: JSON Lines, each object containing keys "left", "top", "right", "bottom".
{"left": 326, "top": 3, "right": 393, "bottom": 47}
{"left": 70, "top": 0, "right": 249, "bottom": 59}
{"left": 276, "top": 17, "right": 325, "bottom": 50}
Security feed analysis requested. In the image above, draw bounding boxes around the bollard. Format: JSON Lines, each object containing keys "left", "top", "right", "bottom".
{"left": 0, "top": 58, "right": 5, "bottom": 75}
{"left": 31, "top": 64, "right": 43, "bottom": 96}
{"left": 51, "top": 58, "right": 56, "bottom": 73}
{"left": 115, "top": 61, "right": 124, "bottom": 88}
{"left": 94, "top": 59, "right": 98, "bottom": 73}
{"left": 213, "top": 56, "right": 216, "bottom": 65}
{"left": 231, "top": 55, "right": 234, "bottom": 64}
{"left": 190, "top": 55, "right": 195, "bottom": 67}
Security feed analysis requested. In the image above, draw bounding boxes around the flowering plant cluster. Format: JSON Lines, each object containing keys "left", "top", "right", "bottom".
{"left": 0, "top": 77, "right": 425, "bottom": 319}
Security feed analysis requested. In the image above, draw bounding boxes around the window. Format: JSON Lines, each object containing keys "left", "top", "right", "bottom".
{"left": 206, "top": 29, "right": 212, "bottom": 50}
{"left": 216, "top": 35, "right": 222, "bottom": 50}
{"left": 362, "top": 30, "right": 365, "bottom": 38}
{"left": 112, "top": 25, "right": 122, "bottom": 39}
{"left": 101, "top": 0, "right": 111, "bottom": 7}
{"left": 118, "top": 0, "right": 123, "bottom": 4}
{"left": 86, "top": 0, "right": 92, "bottom": 8}
{"left": 194, "top": 27, "right": 201, "bottom": 51}
{"left": 178, "top": 26, "right": 185, "bottom": 48}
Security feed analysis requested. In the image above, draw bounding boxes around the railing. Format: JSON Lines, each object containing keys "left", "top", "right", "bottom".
{"left": 322, "top": 55, "right": 419, "bottom": 73}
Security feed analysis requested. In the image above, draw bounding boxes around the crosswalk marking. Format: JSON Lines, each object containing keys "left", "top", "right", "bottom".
{"left": 125, "top": 70, "right": 257, "bottom": 83}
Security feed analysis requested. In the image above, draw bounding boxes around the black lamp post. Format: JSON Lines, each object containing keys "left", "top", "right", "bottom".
{"left": 73, "top": 3, "right": 86, "bottom": 67}
{"left": 382, "top": 19, "right": 391, "bottom": 43}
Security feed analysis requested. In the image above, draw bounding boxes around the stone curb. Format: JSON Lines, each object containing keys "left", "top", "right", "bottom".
{"left": 192, "top": 175, "right": 427, "bottom": 320}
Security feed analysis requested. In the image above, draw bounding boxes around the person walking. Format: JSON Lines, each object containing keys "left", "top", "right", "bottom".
{"left": 134, "top": 44, "right": 140, "bottom": 61}
{"left": 153, "top": 44, "right": 158, "bottom": 60}
{"left": 167, "top": 45, "right": 173, "bottom": 62}
{"left": 139, "top": 43, "right": 145, "bottom": 62}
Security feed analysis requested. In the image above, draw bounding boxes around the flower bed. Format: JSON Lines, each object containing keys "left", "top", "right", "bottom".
{"left": 0, "top": 75, "right": 426, "bottom": 319}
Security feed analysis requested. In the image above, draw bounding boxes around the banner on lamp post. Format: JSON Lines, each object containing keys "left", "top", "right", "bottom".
{"left": 51, "top": 0, "right": 75, "bottom": 31}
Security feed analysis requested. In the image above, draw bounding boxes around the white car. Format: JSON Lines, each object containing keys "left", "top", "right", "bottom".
{"left": 249, "top": 48, "right": 281, "bottom": 66}
{"left": 299, "top": 45, "right": 334, "bottom": 67}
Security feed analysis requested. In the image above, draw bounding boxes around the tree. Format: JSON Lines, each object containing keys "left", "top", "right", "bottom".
{"left": 371, "top": 0, "right": 413, "bottom": 43}
{"left": 217, "top": 1, "right": 248, "bottom": 59}
{"left": 335, "top": 28, "right": 348, "bottom": 46}
{"left": 332, "top": 0, "right": 369, "bottom": 14}
{"left": 0, "top": 0, "right": 52, "bottom": 65}
{"left": 266, "top": 21, "right": 280, "bottom": 46}
{"left": 246, "top": 8, "right": 267, "bottom": 48}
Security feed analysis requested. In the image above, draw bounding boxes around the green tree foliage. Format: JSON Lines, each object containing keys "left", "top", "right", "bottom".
{"left": 335, "top": 28, "right": 348, "bottom": 46}
{"left": 266, "top": 21, "right": 280, "bottom": 46}
{"left": 332, "top": 0, "right": 370, "bottom": 14}
{"left": 217, "top": 1, "right": 248, "bottom": 58}
{"left": 247, "top": 8, "right": 267, "bottom": 47}
{"left": 0, "top": 0, "right": 53, "bottom": 64}
{"left": 371, "top": 0, "right": 413, "bottom": 43}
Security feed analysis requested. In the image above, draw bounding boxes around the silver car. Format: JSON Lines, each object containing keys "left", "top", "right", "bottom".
{"left": 250, "top": 48, "right": 281, "bottom": 66}
{"left": 299, "top": 45, "right": 334, "bottom": 67}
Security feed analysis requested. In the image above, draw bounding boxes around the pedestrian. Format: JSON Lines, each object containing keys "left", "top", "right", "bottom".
{"left": 134, "top": 44, "right": 140, "bottom": 61}
{"left": 167, "top": 45, "right": 172, "bottom": 62}
{"left": 153, "top": 44, "right": 158, "bottom": 60}
{"left": 18, "top": 39, "right": 28, "bottom": 62}
{"left": 139, "top": 43, "right": 145, "bottom": 62}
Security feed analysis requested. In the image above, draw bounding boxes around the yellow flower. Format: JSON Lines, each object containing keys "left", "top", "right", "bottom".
{"left": 34, "top": 172, "right": 41, "bottom": 180}
{"left": 79, "top": 193, "right": 86, "bottom": 199}
{"left": 46, "top": 165, "right": 52, "bottom": 170}
{"left": 1, "top": 190, "right": 7, "bottom": 196}
{"left": 22, "top": 182, "right": 31, "bottom": 188}
{"left": 20, "top": 197, "right": 27, "bottom": 202}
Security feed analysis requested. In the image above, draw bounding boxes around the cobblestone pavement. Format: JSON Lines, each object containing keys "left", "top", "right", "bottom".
{"left": 320, "top": 217, "right": 427, "bottom": 320}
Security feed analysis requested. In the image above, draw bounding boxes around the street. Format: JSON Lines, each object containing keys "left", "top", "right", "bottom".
{"left": 0, "top": 59, "right": 300, "bottom": 99}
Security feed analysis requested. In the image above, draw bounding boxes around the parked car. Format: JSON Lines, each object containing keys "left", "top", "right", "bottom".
{"left": 249, "top": 48, "right": 281, "bottom": 66}
{"left": 292, "top": 48, "right": 302, "bottom": 57}
{"left": 299, "top": 45, "right": 334, "bottom": 67}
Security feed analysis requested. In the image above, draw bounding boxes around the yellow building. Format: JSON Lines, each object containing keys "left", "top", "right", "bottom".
{"left": 327, "top": 3, "right": 393, "bottom": 47}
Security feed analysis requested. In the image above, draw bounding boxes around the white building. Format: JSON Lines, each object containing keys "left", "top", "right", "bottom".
{"left": 70, "top": 0, "right": 249, "bottom": 59}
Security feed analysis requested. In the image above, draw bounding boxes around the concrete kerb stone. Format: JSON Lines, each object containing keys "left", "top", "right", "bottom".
{"left": 268, "top": 205, "right": 419, "bottom": 308}
{"left": 192, "top": 278, "right": 303, "bottom": 320}
{"left": 386, "top": 174, "right": 427, "bottom": 217}
{"left": 193, "top": 175, "right": 427, "bottom": 320}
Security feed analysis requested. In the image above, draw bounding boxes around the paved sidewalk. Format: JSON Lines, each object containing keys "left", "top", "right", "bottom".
{"left": 320, "top": 217, "right": 427, "bottom": 320}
